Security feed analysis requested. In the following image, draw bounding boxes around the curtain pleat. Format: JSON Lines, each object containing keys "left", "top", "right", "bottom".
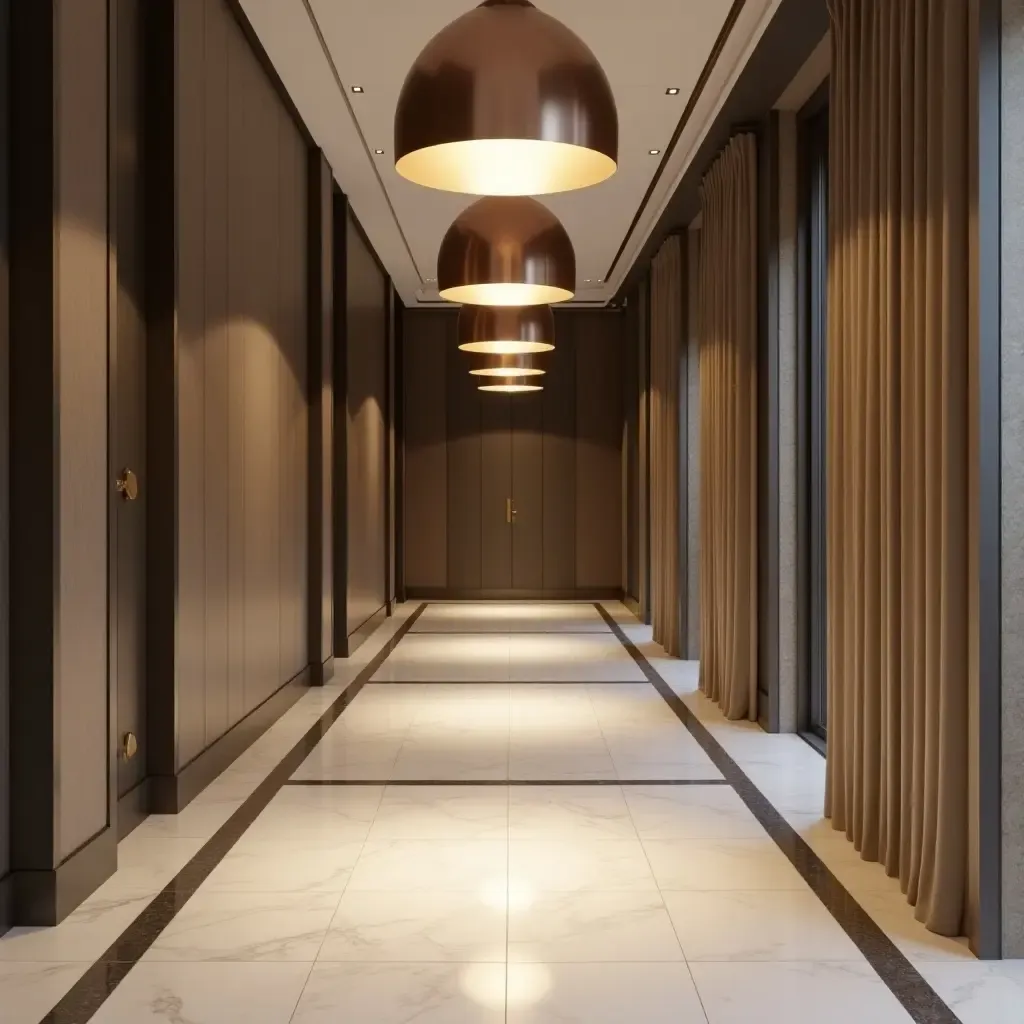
{"left": 697, "top": 133, "right": 758, "bottom": 721}
{"left": 649, "top": 236, "right": 683, "bottom": 657}
{"left": 825, "top": 0, "right": 969, "bottom": 936}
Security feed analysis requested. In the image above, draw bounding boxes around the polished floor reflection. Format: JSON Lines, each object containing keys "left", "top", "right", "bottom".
{"left": 1, "top": 602, "right": 1020, "bottom": 1022}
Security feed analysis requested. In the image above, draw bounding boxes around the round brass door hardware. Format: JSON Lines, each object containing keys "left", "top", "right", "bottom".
{"left": 116, "top": 468, "right": 139, "bottom": 501}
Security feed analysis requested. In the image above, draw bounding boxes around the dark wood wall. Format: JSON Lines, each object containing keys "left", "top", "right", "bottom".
{"left": 402, "top": 308, "right": 625, "bottom": 597}
{"left": 344, "top": 213, "right": 387, "bottom": 641}
{"left": 0, "top": 0, "right": 9, "bottom": 924}
{"left": 173, "top": 0, "right": 309, "bottom": 770}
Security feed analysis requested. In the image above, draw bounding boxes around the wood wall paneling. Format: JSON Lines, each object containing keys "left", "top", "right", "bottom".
{"left": 0, "top": 0, "right": 9, "bottom": 920}
{"left": 308, "top": 151, "right": 334, "bottom": 681}
{"left": 446, "top": 332, "right": 484, "bottom": 588}
{"left": 402, "top": 311, "right": 450, "bottom": 589}
{"left": 175, "top": 0, "right": 308, "bottom": 770}
{"left": 344, "top": 213, "right": 387, "bottom": 640}
{"left": 8, "top": 0, "right": 115, "bottom": 921}
{"left": 512, "top": 394, "right": 544, "bottom": 590}
{"left": 542, "top": 318, "right": 577, "bottom": 590}
{"left": 574, "top": 313, "right": 624, "bottom": 589}
{"left": 402, "top": 308, "right": 624, "bottom": 597}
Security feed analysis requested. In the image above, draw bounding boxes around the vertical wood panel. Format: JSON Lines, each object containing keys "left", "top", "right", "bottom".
{"left": 176, "top": 0, "right": 207, "bottom": 766}
{"left": 202, "top": 0, "right": 229, "bottom": 744}
{"left": 0, "top": 0, "right": 9, "bottom": 891}
{"left": 481, "top": 394, "right": 512, "bottom": 589}
{"left": 543, "top": 317, "right": 576, "bottom": 589}
{"left": 345, "top": 215, "right": 387, "bottom": 637}
{"left": 447, "top": 337, "right": 482, "bottom": 588}
{"left": 575, "top": 313, "right": 623, "bottom": 588}
{"left": 512, "top": 394, "right": 544, "bottom": 589}
{"left": 402, "top": 310, "right": 449, "bottom": 588}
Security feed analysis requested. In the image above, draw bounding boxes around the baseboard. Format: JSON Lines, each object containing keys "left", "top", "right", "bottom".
{"left": 343, "top": 604, "right": 388, "bottom": 658}
{"left": 117, "top": 778, "right": 150, "bottom": 841}
{"left": 149, "top": 666, "right": 311, "bottom": 814}
{"left": 622, "top": 594, "right": 642, "bottom": 618}
{"left": 0, "top": 871, "right": 12, "bottom": 936}
{"left": 10, "top": 826, "right": 117, "bottom": 927}
{"left": 310, "top": 655, "right": 336, "bottom": 687}
{"left": 405, "top": 588, "right": 625, "bottom": 601}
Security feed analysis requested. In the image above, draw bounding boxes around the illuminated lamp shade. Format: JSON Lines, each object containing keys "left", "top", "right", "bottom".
{"left": 394, "top": 0, "right": 618, "bottom": 195}
{"left": 479, "top": 378, "right": 544, "bottom": 393}
{"left": 438, "top": 197, "right": 575, "bottom": 307}
{"left": 458, "top": 304, "right": 555, "bottom": 354}
{"left": 469, "top": 352, "right": 545, "bottom": 378}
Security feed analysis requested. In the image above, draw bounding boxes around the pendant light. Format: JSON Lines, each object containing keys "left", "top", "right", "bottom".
{"left": 395, "top": 0, "right": 618, "bottom": 196}
{"left": 438, "top": 196, "right": 575, "bottom": 306}
{"left": 479, "top": 380, "right": 544, "bottom": 393}
{"left": 469, "top": 352, "right": 545, "bottom": 378}
{"left": 458, "top": 304, "right": 555, "bottom": 354}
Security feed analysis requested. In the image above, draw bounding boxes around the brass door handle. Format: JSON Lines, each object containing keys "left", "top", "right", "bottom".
{"left": 506, "top": 498, "right": 516, "bottom": 524}
{"left": 116, "top": 468, "right": 139, "bottom": 501}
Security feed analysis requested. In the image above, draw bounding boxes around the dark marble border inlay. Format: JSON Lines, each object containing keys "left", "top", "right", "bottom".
{"left": 594, "top": 603, "right": 964, "bottom": 1024}
{"left": 36, "top": 604, "right": 427, "bottom": 1024}
{"left": 283, "top": 778, "right": 731, "bottom": 787}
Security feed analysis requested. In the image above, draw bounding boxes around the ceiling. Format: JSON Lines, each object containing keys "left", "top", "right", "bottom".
{"left": 236, "top": 0, "right": 787, "bottom": 306}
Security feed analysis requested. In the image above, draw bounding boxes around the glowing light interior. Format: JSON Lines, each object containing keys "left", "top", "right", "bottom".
{"left": 469, "top": 365, "right": 545, "bottom": 378}
{"left": 396, "top": 139, "right": 616, "bottom": 196}
{"left": 440, "top": 283, "right": 573, "bottom": 307}
{"left": 458, "top": 339, "right": 554, "bottom": 355}
{"left": 478, "top": 383, "right": 543, "bottom": 393}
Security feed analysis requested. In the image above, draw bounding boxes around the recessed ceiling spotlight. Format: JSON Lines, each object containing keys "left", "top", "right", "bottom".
{"left": 374, "top": 148, "right": 385, "bottom": 155}
{"left": 425, "top": 277, "right": 436, "bottom": 283}
{"left": 351, "top": 85, "right": 364, "bottom": 94}
{"left": 597, "top": 278, "right": 603, "bottom": 283}
{"left": 584, "top": 278, "right": 592, "bottom": 283}
{"left": 666, "top": 87, "right": 680, "bottom": 96}
{"left": 649, "top": 149, "right": 661, "bottom": 156}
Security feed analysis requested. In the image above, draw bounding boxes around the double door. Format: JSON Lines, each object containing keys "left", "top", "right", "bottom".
{"left": 446, "top": 339, "right": 576, "bottom": 595}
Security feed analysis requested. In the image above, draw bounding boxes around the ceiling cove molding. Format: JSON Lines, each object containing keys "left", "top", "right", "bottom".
{"left": 603, "top": 0, "right": 785, "bottom": 296}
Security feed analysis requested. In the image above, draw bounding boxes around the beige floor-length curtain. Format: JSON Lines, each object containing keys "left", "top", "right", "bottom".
{"left": 698, "top": 134, "right": 758, "bottom": 721}
{"left": 649, "top": 235, "right": 683, "bottom": 657}
{"left": 825, "top": 0, "right": 969, "bottom": 936}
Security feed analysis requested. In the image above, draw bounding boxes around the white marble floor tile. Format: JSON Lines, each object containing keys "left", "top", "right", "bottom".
{"left": 241, "top": 784, "right": 383, "bottom": 839}
{"left": 97, "top": 837, "right": 204, "bottom": 898}
{"left": 507, "top": 890, "right": 683, "bottom": 963}
{"left": 201, "top": 839, "right": 363, "bottom": 893}
{"left": 508, "top": 751, "right": 618, "bottom": 781}
{"left": 507, "top": 635, "right": 646, "bottom": 682}
{"left": 89, "top": 961, "right": 313, "bottom": 1024}
{"left": 414, "top": 601, "right": 608, "bottom": 634}
{"left": 347, "top": 839, "right": 508, "bottom": 891}
{"left": 0, "top": 891, "right": 156, "bottom": 962}
{"left": 612, "top": 760, "right": 725, "bottom": 781}
{"left": 291, "top": 962, "right": 507, "bottom": 1022}
{"left": 506, "top": 962, "right": 709, "bottom": 1023}
{"left": 643, "top": 837, "right": 807, "bottom": 890}
{"left": 508, "top": 786, "right": 636, "bottom": 840}
{"left": 131, "top": 789, "right": 249, "bottom": 841}
{"left": 689, "top": 961, "right": 914, "bottom": 1024}
{"left": 390, "top": 749, "right": 511, "bottom": 781}
{"left": 915, "top": 961, "right": 1024, "bottom": 1024}
{"left": 368, "top": 786, "right": 509, "bottom": 839}
{"left": 624, "top": 786, "right": 764, "bottom": 839}
{"left": 853, "top": 891, "right": 976, "bottom": 962}
{"left": 372, "top": 635, "right": 512, "bottom": 682}
{"left": 143, "top": 891, "right": 339, "bottom": 962}
{"left": 509, "top": 838, "right": 658, "bottom": 892}
{"left": 663, "top": 889, "right": 863, "bottom": 961}
{"left": 0, "top": 962, "right": 90, "bottom": 1023}
{"left": 318, "top": 890, "right": 507, "bottom": 962}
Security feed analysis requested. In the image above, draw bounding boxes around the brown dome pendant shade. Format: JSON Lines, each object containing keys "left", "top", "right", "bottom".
{"left": 458, "top": 304, "right": 555, "bottom": 354}
{"left": 394, "top": 0, "right": 618, "bottom": 196}
{"left": 438, "top": 196, "right": 575, "bottom": 306}
{"left": 469, "top": 352, "right": 545, "bottom": 378}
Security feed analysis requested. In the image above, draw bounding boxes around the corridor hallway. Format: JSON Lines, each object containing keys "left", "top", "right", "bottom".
{"left": 0, "top": 604, "right": 1014, "bottom": 1022}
